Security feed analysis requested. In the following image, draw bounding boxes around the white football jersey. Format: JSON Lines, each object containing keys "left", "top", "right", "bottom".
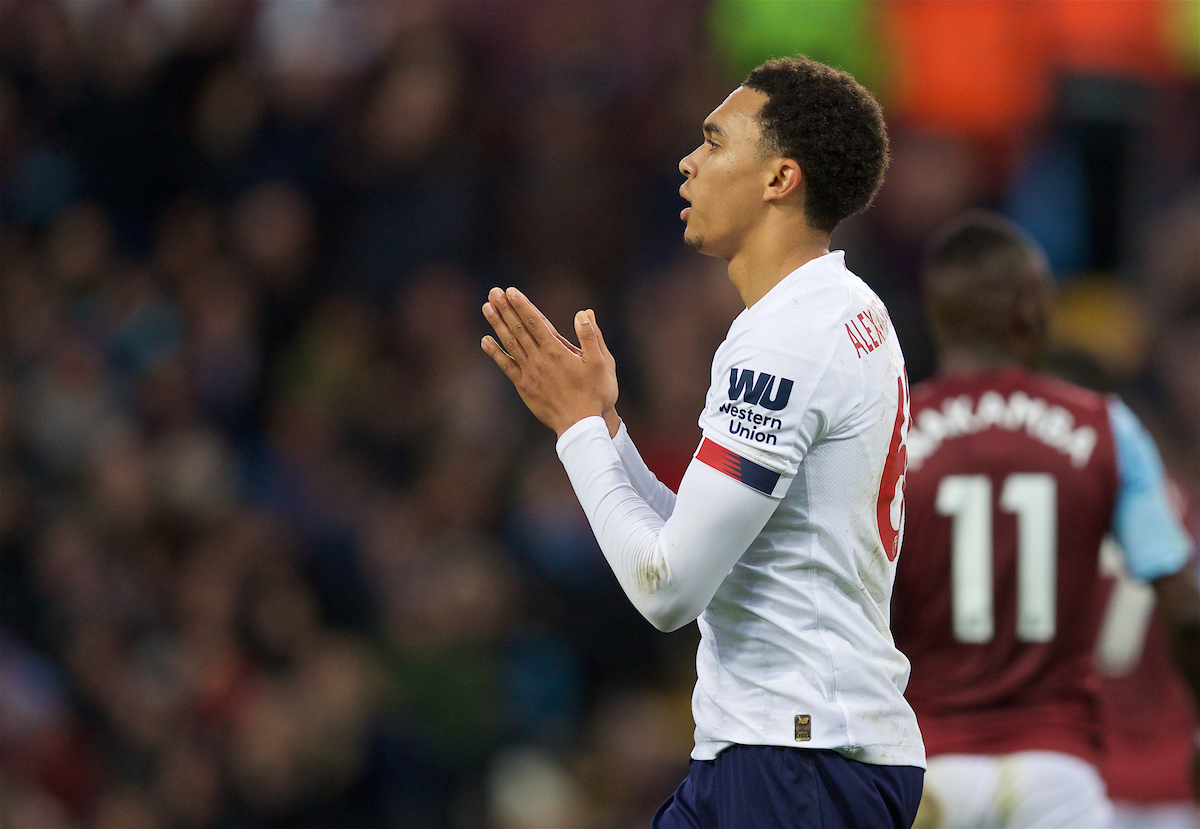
{"left": 690, "top": 250, "right": 925, "bottom": 767}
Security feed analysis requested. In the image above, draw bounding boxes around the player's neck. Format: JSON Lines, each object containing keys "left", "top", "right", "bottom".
{"left": 938, "top": 346, "right": 1028, "bottom": 376}
{"left": 727, "top": 221, "right": 830, "bottom": 307}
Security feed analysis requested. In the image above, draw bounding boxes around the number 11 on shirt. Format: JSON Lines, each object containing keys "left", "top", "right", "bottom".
{"left": 935, "top": 473, "right": 1058, "bottom": 643}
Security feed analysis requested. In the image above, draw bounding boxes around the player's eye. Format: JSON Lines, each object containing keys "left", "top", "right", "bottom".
{"left": 707, "top": 139, "right": 719, "bottom": 150}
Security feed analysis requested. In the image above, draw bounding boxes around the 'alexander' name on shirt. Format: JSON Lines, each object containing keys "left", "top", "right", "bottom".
{"left": 907, "top": 390, "right": 1098, "bottom": 470}
{"left": 844, "top": 304, "right": 890, "bottom": 359}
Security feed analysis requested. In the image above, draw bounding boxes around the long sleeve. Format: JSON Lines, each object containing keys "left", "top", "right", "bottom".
{"left": 611, "top": 420, "right": 678, "bottom": 520}
{"left": 556, "top": 417, "right": 779, "bottom": 632}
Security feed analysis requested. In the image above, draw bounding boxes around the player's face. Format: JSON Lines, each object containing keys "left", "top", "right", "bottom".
{"left": 678, "top": 86, "right": 772, "bottom": 260}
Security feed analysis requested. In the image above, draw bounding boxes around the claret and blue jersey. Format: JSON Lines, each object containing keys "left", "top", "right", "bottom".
{"left": 893, "top": 365, "right": 1191, "bottom": 764}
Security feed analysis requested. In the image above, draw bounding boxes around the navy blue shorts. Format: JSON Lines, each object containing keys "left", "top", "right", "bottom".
{"left": 651, "top": 745, "right": 923, "bottom": 829}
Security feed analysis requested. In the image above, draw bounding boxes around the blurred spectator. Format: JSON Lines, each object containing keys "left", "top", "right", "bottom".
{"left": 0, "top": 2, "right": 1194, "bottom": 826}
{"left": 331, "top": 34, "right": 483, "bottom": 302}
{"left": 1139, "top": 190, "right": 1200, "bottom": 486}
{"left": 487, "top": 745, "right": 589, "bottom": 829}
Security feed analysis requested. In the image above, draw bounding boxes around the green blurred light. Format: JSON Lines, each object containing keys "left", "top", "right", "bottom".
{"left": 708, "top": 0, "right": 882, "bottom": 91}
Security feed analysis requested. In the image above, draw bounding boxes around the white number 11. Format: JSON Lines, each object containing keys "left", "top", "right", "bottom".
{"left": 936, "top": 473, "right": 1058, "bottom": 643}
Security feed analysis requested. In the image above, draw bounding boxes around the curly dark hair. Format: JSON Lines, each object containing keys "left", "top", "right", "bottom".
{"left": 744, "top": 56, "right": 888, "bottom": 233}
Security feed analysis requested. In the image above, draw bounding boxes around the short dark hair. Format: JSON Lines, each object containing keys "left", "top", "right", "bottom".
{"left": 923, "top": 210, "right": 1051, "bottom": 350}
{"left": 744, "top": 56, "right": 888, "bottom": 233}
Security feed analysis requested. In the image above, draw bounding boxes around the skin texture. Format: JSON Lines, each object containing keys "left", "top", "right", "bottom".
{"left": 925, "top": 241, "right": 1052, "bottom": 377}
{"left": 928, "top": 272, "right": 1049, "bottom": 375}
{"left": 482, "top": 85, "right": 836, "bottom": 439}
{"left": 678, "top": 86, "right": 830, "bottom": 308}
{"left": 480, "top": 287, "right": 618, "bottom": 438}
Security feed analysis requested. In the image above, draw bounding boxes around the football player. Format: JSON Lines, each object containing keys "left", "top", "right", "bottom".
{"left": 894, "top": 211, "right": 1200, "bottom": 827}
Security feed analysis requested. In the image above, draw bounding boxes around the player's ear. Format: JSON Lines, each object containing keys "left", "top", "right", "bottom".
{"left": 764, "top": 158, "right": 802, "bottom": 203}
{"left": 1010, "top": 288, "right": 1049, "bottom": 364}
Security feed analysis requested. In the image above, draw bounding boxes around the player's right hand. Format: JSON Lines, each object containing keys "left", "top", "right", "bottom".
{"left": 481, "top": 286, "right": 619, "bottom": 438}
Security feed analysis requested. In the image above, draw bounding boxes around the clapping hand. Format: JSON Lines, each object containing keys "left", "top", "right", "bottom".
{"left": 481, "top": 287, "right": 619, "bottom": 438}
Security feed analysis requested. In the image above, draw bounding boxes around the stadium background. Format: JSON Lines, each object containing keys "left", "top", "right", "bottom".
{"left": 0, "top": 1, "right": 1196, "bottom": 827}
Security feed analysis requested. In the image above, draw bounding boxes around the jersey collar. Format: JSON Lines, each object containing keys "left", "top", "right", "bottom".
{"left": 737, "top": 250, "right": 848, "bottom": 322}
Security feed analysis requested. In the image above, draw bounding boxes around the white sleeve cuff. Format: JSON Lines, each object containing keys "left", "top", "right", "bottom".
{"left": 556, "top": 415, "right": 609, "bottom": 456}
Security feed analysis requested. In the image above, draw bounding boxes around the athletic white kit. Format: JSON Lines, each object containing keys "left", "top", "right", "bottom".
{"left": 556, "top": 251, "right": 925, "bottom": 768}
{"left": 921, "top": 751, "right": 1113, "bottom": 829}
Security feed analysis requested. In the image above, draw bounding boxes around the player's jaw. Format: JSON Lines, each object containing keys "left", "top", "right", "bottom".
{"left": 679, "top": 187, "right": 702, "bottom": 249}
{"left": 676, "top": 181, "right": 699, "bottom": 248}
{"left": 680, "top": 184, "right": 745, "bottom": 258}
{"left": 680, "top": 179, "right": 727, "bottom": 256}
{"left": 681, "top": 207, "right": 708, "bottom": 253}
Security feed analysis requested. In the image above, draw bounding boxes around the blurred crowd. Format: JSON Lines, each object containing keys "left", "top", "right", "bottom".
{"left": 0, "top": 2, "right": 1195, "bottom": 828}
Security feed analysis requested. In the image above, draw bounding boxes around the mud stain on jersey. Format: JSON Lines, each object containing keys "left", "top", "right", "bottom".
{"left": 635, "top": 560, "right": 665, "bottom": 594}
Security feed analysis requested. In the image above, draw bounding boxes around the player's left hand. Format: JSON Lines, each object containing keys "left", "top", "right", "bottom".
{"left": 481, "top": 286, "right": 618, "bottom": 437}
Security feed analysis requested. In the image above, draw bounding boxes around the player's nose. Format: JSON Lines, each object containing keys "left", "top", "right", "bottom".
{"left": 679, "top": 147, "right": 699, "bottom": 178}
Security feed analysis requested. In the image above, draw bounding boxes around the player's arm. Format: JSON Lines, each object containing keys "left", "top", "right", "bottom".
{"left": 1107, "top": 397, "right": 1200, "bottom": 790}
{"left": 481, "top": 286, "right": 677, "bottom": 519}
{"left": 557, "top": 416, "right": 778, "bottom": 631}
{"left": 480, "top": 287, "right": 767, "bottom": 629}
{"left": 481, "top": 286, "right": 618, "bottom": 438}
{"left": 611, "top": 421, "right": 678, "bottom": 520}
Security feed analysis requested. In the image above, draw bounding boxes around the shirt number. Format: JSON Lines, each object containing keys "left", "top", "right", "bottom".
{"left": 876, "top": 373, "right": 909, "bottom": 561}
{"left": 936, "top": 473, "right": 1057, "bottom": 643}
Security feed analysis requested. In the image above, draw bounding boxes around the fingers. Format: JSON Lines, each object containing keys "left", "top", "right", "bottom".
{"left": 585, "top": 309, "right": 613, "bottom": 359}
{"left": 554, "top": 331, "right": 583, "bottom": 356}
{"left": 480, "top": 335, "right": 521, "bottom": 380}
{"left": 482, "top": 299, "right": 526, "bottom": 361}
{"left": 575, "top": 309, "right": 601, "bottom": 360}
{"left": 489, "top": 286, "right": 552, "bottom": 353}
{"left": 504, "top": 286, "right": 560, "bottom": 348}
{"left": 576, "top": 308, "right": 613, "bottom": 363}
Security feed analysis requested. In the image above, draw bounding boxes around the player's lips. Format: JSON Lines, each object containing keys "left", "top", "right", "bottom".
{"left": 680, "top": 206, "right": 691, "bottom": 221}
